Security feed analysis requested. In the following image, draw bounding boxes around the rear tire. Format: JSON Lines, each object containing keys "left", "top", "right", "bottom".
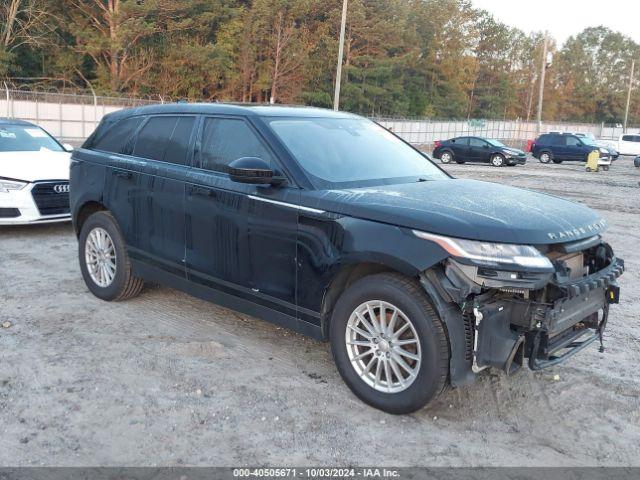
{"left": 79, "top": 211, "right": 144, "bottom": 301}
{"left": 329, "top": 273, "right": 449, "bottom": 414}
{"left": 440, "top": 151, "right": 454, "bottom": 164}
{"left": 539, "top": 151, "right": 552, "bottom": 163}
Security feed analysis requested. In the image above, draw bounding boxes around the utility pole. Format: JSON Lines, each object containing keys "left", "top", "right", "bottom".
{"left": 333, "top": 0, "right": 348, "bottom": 111}
{"left": 536, "top": 32, "right": 549, "bottom": 133}
{"left": 623, "top": 59, "right": 635, "bottom": 133}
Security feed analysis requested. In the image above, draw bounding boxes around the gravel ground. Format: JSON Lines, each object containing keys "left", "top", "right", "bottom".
{"left": 0, "top": 156, "right": 638, "bottom": 467}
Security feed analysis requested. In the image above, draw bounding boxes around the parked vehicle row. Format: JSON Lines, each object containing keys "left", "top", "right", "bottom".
{"left": 431, "top": 130, "right": 636, "bottom": 168}
{"left": 66, "top": 103, "right": 624, "bottom": 414}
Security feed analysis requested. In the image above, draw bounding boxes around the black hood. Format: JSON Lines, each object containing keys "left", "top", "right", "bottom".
{"left": 302, "top": 179, "right": 606, "bottom": 244}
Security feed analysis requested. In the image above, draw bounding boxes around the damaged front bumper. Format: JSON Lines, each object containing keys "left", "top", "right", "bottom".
{"left": 420, "top": 238, "right": 624, "bottom": 386}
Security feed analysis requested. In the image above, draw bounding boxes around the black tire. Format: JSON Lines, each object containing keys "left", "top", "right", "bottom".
{"left": 329, "top": 273, "right": 449, "bottom": 414}
{"left": 490, "top": 154, "right": 505, "bottom": 167}
{"left": 539, "top": 151, "right": 552, "bottom": 163}
{"left": 603, "top": 165, "right": 609, "bottom": 171}
{"left": 439, "top": 150, "right": 454, "bottom": 164}
{"left": 78, "top": 211, "right": 144, "bottom": 301}
{"left": 455, "top": 160, "right": 465, "bottom": 164}
{"left": 552, "top": 159, "right": 563, "bottom": 164}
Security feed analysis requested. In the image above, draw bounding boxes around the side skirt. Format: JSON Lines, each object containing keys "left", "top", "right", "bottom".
{"left": 131, "top": 259, "right": 323, "bottom": 340}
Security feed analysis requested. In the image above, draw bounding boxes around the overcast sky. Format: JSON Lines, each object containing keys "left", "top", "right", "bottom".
{"left": 471, "top": 0, "right": 640, "bottom": 47}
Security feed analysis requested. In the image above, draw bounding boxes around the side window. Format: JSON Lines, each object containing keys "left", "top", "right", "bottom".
{"left": 634, "top": 136, "right": 640, "bottom": 143}
{"left": 469, "top": 138, "right": 486, "bottom": 147}
{"left": 133, "top": 116, "right": 178, "bottom": 162}
{"left": 199, "top": 117, "right": 274, "bottom": 173}
{"left": 622, "top": 135, "right": 633, "bottom": 142}
{"left": 550, "top": 135, "right": 564, "bottom": 146}
{"left": 537, "top": 134, "right": 550, "bottom": 144}
{"left": 566, "top": 136, "right": 582, "bottom": 147}
{"left": 91, "top": 116, "right": 143, "bottom": 154}
{"left": 163, "top": 117, "right": 196, "bottom": 165}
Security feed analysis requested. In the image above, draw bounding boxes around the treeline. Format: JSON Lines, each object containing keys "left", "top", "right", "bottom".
{"left": 2, "top": 0, "right": 639, "bottom": 123}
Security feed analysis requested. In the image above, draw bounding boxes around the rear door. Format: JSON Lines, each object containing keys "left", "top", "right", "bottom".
{"left": 127, "top": 115, "right": 196, "bottom": 273}
{"left": 184, "top": 116, "right": 299, "bottom": 316}
{"left": 550, "top": 135, "right": 568, "bottom": 159}
{"left": 450, "top": 137, "right": 469, "bottom": 160}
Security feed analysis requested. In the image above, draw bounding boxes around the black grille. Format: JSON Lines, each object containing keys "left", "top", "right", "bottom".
{"left": 0, "top": 207, "right": 20, "bottom": 218}
{"left": 31, "top": 182, "right": 70, "bottom": 216}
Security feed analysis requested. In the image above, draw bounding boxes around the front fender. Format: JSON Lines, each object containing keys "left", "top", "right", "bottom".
{"left": 296, "top": 213, "right": 449, "bottom": 315}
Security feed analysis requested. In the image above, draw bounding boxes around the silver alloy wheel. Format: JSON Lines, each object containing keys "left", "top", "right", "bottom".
{"left": 440, "top": 152, "right": 452, "bottom": 163}
{"left": 540, "top": 152, "right": 551, "bottom": 163}
{"left": 345, "top": 300, "right": 421, "bottom": 393}
{"left": 85, "top": 227, "right": 117, "bottom": 288}
{"left": 491, "top": 155, "right": 504, "bottom": 167}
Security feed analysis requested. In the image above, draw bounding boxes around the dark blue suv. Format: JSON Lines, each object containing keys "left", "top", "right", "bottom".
{"left": 532, "top": 132, "right": 606, "bottom": 164}
{"left": 69, "top": 103, "right": 624, "bottom": 414}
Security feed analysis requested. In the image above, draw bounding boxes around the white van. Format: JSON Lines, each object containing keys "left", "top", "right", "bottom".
{"left": 615, "top": 134, "right": 640, "bottom": 156}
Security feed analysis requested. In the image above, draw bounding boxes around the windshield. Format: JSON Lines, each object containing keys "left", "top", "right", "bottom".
{"left": 486, "top": 139, "right": 506, "bottom": 147}
{"left": 267, "top": 117, "right": 448, "bottom": 188}
{"left": 580, "top": 136, "right": 597, "bottom": 146}
{"left": 0, "top": 125, "right": 64, "bottom": 153}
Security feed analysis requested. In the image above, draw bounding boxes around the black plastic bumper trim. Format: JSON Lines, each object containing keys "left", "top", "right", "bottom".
{"left": 553, "top": 257, "right": 624, "bottom": 298}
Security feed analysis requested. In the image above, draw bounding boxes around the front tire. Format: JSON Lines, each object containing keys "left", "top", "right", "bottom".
{"left": 79, "top": 211, "right": 144, "bottom": 301}
{"left": 490, "top": 154, "right": 505, "bottom": 167}
{"left": 330, "top": 273, "right": 449, "bottom": 414}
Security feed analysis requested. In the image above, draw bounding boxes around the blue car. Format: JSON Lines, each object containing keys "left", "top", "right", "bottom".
{"left": 532, "top": 132, "right": 608, "bottom": 164}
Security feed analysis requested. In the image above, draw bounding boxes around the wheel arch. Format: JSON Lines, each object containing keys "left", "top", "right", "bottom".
{"left": 74, "top": 200, "right": 108, "bottom": 236}
{"left": 319, "top": 251, "right": 443, "bottom": 340}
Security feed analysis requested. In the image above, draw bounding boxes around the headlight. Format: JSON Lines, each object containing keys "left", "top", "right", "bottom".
{"left": 0, "top": 178, "right": 28, "bottom": 193}
{"left": 412, "top": 230, "right": 554, "bottom": 271}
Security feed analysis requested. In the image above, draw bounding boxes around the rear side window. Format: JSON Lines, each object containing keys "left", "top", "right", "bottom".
{"left": 91, "top": 116, "right": 143, "bottom": 154}
{"left": 198, "top": 118, "right": 274, "bottom": 173}
{"left": 622, "top": 135, "right": 640, "bottom": 142}
{"left": 550, "top": 135, "right": 564, "bottom": 146}
{"left": 133, "top": 116, "right": 195, "bottom": 164}
{"left": 537, "top": 134, "right": 550, "bottom": 144}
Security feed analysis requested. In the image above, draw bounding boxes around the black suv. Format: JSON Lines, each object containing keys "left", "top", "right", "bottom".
{"left": 532, "top": 132, "right": 607, "bottom": 164}
{"left": 70, "top": 104, "right": 624, "bottom": 414}
{"left": 432, "top": 136, "right": 527, "bottom": 166}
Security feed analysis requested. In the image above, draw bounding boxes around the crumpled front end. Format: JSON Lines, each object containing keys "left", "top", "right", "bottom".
{"left": 420, "top": 234, "right": 623, "bottom": 384}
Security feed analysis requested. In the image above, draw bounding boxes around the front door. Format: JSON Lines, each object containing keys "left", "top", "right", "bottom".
{"left": 184, "top": 116, "right": 299, "bottom": 316}
{"left": 565, "top": 135, "right": 586, "bottom": 161}
{"left": 468, "top": 137, "right": 489, "bottom": 162}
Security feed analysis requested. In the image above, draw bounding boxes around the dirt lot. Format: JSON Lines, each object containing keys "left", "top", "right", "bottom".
{"left": 1, "top": 156, "right": 639, "bottom": 467}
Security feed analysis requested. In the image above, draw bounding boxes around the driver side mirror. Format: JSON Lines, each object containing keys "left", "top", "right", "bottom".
{"left": 228, "top": 157, "right": 285, "bottom": 186}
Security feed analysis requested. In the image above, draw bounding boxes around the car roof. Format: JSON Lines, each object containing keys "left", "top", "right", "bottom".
{"left": 100, "top": 103, "right": 362, "bottom": 123}
{"left": 0, "top": 117, "right": 36, "bottom": 127}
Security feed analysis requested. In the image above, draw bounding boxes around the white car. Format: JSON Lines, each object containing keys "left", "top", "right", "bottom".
{"left": 614, "top": 134, "right": 640, "bottom": 156}
{"left": 0, "top": 118, "right": 72, "bottom": 225}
